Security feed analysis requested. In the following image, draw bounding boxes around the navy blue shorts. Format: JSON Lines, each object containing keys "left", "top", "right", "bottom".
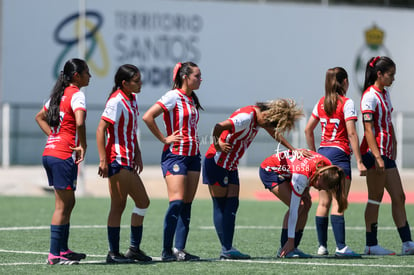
{"left": 202, "top": 156, "right": 240, "bottom": 187}
{"left": 108, "top": 161, "right": 133, "bottom": 177}
{"left": 161, "top": 149, "right": 201, "bottom": 177}
{"left": 42, "top": 156, "right": 77, "bottom": 191}
{"left": 318, "top": 147, "right": 351, "bottom": 179}
{"left": 259, "top": 167, "right": 287, "bottom": 190}
{"left": 362, "top": 151, "right": 396, "bottom": 169}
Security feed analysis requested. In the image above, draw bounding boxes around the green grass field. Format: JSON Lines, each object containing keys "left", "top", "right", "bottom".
{"left": 1, "top": 196, "right": 414, "bottom": 274}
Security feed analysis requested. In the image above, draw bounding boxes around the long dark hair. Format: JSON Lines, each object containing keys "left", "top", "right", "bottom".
{"left": 108, "top": 64, "right": 140, "bottom": 99}
{"left": 363, "top": 56, "right": 395, "bottom": 92}
{"left": 47, "top": 58, "right": 88, "bottom": 127}
{"left": 172, "top": 61, "right": 203, "bottom": 110}
{"left": 323, "top": 67, "right": 348, "bottom": 116}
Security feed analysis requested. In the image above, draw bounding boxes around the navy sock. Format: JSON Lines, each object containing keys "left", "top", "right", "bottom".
{"left": 60, "top": 223, "right": 69, "bottom": 252}
{"left": 222, "top": 197, "right": 239, "bottom": 251}
{"left": 398, "top": 222, "right": 413, "bottom": 242}
{"left": 130, "top": 225, "right": 143, "bottom": 249}
{"left": 107, "top": 226, "right": 120, "bottom": 253}
{"left": 163, "top": 200, "right": 183, "bottom": 250}
{"left": 175, "top": 202, "right": 192, "bottom": 250}
{"left": 331, "top": 215, "right": 346, "bottom": 249}
{"left": 50, "top": 224, "right": 63, "bottom": 256}
{"left": 280, "top": 228, "right": 288, "bottom": 247}
{"left": 294, "top": 230, "right": 303, "bottom": 248}
{"left": 366, "top": 223, "right": 378, "bottom": 246}
{"left": 315, "top": 216, "right": 328, "bottom": 247}
{"left": 212, "top": 197, "right": 226, "bottom": 246}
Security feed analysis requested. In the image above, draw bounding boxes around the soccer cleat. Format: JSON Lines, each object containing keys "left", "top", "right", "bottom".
{"left": 173, "top": 248, "right": 200, "bottom": 261}
{"left": 402, "top": 241, "right": 414, "bottom": 255}
{"left": 47, "top": 253, "right": 79, "bottom": 265}
{"left": 125, "top": 246, "right": 152, "bottom": 262}
{"left": 317, "top": 245, "right": 329, "bottom": 256}
{"left": 60, "top": 249, "right": 87, "bottom": 261}
{"left": 364, "top": 245, "right": 396, "bottom": 255}
{"left": 161, "top": 249, "right": 177, "bottom": 262}
{"left": 335, "top": 246, "right": 361, "bottom": 258}
{"left": 220, "top": 247, "right": 251, "bottom": 260}
{"left": 106, "top": 251, "right": 135, "bottom": 264}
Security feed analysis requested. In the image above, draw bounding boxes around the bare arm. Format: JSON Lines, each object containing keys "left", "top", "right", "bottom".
{"left": 96, "top": 119, "right": 109, "bottom": 178}
{"left": 70, "top": 110, "right": 87, "bottom": 164}
{"left": 212, "top": 120, "right": 233, "bottom": 153}
{"left": 346, "top": 119, "right": 366, "bottom": 176}
{"left": 142, "top": 104, "right": 182, "bottom": 144}
{"left": 263, "top": 127, "right": 296, "bottom": 151}
{"left": 304, "top": 116, "right": 318, "bottom": 152}
{"left": 35, "top": 108, "right": 51, "bottom": 136}
{"left": 363, "top": 120, "right": 384, "bottom": 171}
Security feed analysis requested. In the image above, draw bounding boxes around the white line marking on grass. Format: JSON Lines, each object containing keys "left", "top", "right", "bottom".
{"left": 0, "top": 225, "right": 397, "bottom": 231}
{"left": 0, "top": 225, "right": 107, "bottom": 231}
{"left": 221, "top": 259, "right": 414, "bottom": 269}
{"left": 199, "top": 225, "right": 396, "bottom": 231}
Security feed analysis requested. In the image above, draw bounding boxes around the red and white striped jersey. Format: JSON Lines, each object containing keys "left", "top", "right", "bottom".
{"left": 360, "top": 85, "right": 394, "bottom": 159}
{"left": 43, "top": 85, "right": 86, "bottom": 160}
{"left": 101, "top": 89, "right": 139, "bottom": 167}
{"left": 260, "top": 150, "right": 332, "bottom": 196}
{"left": 311, "top": 95, "right": 357, "bottom": 155}
{"left": 205, "top": 105, "right": 259, "bottom": 170}
{"left": 157, "top": 89, "right": 199, "bottom": 156}
{"left": 260, "top": 150, "right": 331, "bottom": 238}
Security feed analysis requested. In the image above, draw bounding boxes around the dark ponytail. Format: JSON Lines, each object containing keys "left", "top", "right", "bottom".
{"left": 172, "top": 61, "right": 203, "bottom": 110}
{"left": 108, "top": 64, "right": 140, "bottom": 99}
{"left": 363, "top": 56, "right": 395, "bottom": 92}
{"left": 47, "top": 58, "right": 88, "bottom": 127}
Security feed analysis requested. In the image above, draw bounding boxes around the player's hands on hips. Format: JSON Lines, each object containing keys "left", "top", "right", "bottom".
{"left": 164, "top": 130, "right": 183, "bottom": 144}
{"left": 215, "top": 140, "right": 232, "bottom": 153}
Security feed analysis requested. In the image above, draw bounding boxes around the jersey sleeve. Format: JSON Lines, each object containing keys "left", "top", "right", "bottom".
{"left": 311, "top": 102, "right": 319, "bottom": 119}
{"left": 44, "top": 99, "right": 51, "bottom": 111}
{"left": 157, "top": 90, "right": 177, "bottom": 112}
{"left": 101, "top": 97, "right": 118, "bottom": 124}
{"left": 229, "top": 112, "right": 253, "bottom": 133}
{"left": 290, "top": 173, "right": 308, "bottom": 196}
{"left": 343, "top": 99, "right": 357, "bottom": 121}
{"left": 360, "top": 92, "right": 377, "bottom": 114}
{"left": 71, "top": 91, "right": 86, "bottom": 113}
{"left": 287, "top": 192, "right": 301, "bottom": 238}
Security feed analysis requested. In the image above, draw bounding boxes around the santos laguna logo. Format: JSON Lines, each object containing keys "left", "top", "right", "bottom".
{"left": 53, "top": 11, "right": 109, "bottom": 79}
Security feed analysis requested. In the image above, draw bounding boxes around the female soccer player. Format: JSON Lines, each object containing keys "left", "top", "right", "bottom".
{"left": 259, "top": 150, "right": 347, "bottom": 258}
{"left": 203, "top": 99, "right": 304, "bottom": 259}
{"left": 304, "top": 67, "right": 366, "bottom": 257}
{"left": 96, "top": 64, "right": 151, "bottom": 263}
{"left": 142, "top": 62, "right": 203, "bottom": 261}
{"left": 35, "top": 58, "right": 90, "bottom": 265}
{"left": 360, "top": 56, "right": 414, "bottom": 255}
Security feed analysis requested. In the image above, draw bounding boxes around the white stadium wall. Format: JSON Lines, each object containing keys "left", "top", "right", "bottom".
{"left": 1, "top": 0, "right": 414, "bottom": 166}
